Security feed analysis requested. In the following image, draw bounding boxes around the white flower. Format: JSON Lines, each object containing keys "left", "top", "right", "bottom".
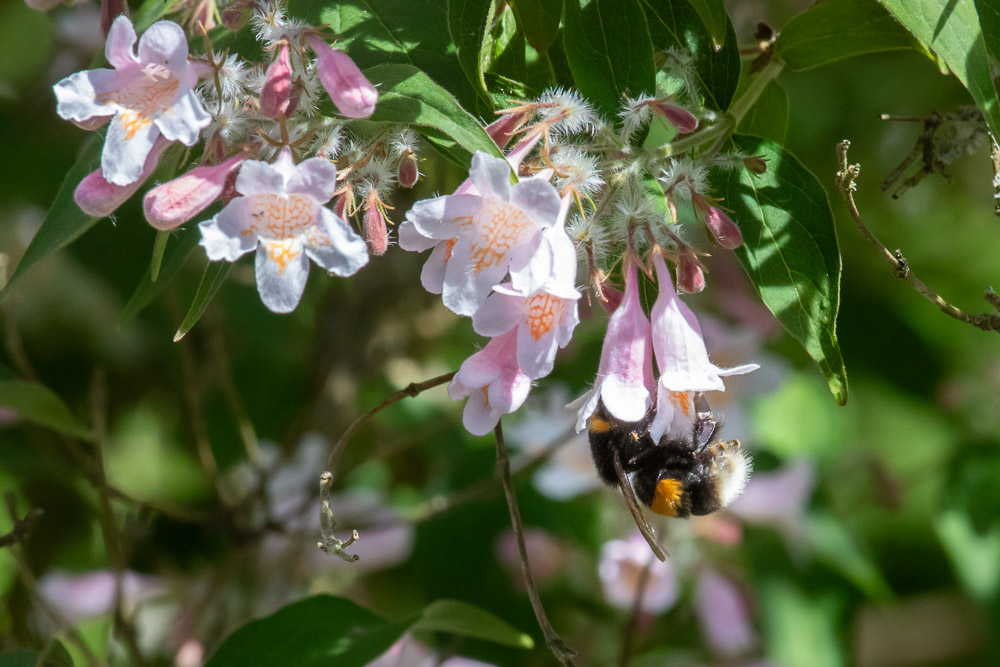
{"left": 54, "top": 16, "right": 211, "bottom": 186}
{"left": 198, "top": 147, "right": 368, "bottom": 313}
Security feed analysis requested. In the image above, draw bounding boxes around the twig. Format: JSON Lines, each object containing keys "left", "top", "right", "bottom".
{"left": 619, "top": 559, "right": 654, "bottom": 667}
{"left": 4, "top": 495, "right": 107, "bottom": 667}
{"left": 0, "top": 505, "right": 42, "bottom": 548}
{"left": 991, "top": 136, "right": 1000, "bottom": 217}
{"left": 835, "top": 140, "right": 1000, "bottom": 333}
{"left": 317, "top": 371, "right": 456, "bottom": 559}
{"left": 494, "top": 422, "right": 577, "bottom": 666}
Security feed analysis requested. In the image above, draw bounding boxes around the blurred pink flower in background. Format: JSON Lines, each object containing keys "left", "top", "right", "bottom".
{"left": 599, "top": 533, "right": 678, "bottom": 614}
{"left": 495, "top": 527, "right": 566, "bottom": 587}
{"left": 695, "top": 567, "right": 757, "bottom": 657}
{"left": 39, "top": 569, "right": 163, "bottom": 622}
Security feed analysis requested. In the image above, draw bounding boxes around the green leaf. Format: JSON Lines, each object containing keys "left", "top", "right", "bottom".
{"left": 974, "top": 0, "right": 1000, "bottom": 64}
{"left": 121, "top": 226, "right": 202, "bottom": 322}
{"left": 287, "top": 0, "right": 478, "bottom": 111}
{"left": 206, "top": 595, "right": 405, "bottom": 667}
{"left": 509, "top": 0, "right": 563, "bottom": 53}
{"left": 935, "top": 509, "right": 1000, "bottom": 601}
{"left": 365, "top": 64, "right": 502, "bottom": 166}
{"left": 449, "top": 0, "right": 497, "bottom": 113}
{"left": 641, "top": 0, "right": 740, "bottom": 110}
{"left": 719, "top": 135, "right": 847, "bottom": 405}
{"left": 807, "top": 513, "right": 893, "bottom": 600}
{"left": 413, "top": 600, "right": 535, "bottom": 648}
{"left": 0, "top": 650, "right": 39, "bottom": 667}
{"left": 1, "top": 137, "right": 100, "bottom": 300}
{"left": 686, "top": 0, "right": 728, "bottom": 49}
{"left": 775, "top": 0, "right": 919, "bottom": 71}
{"left": 173, "top": 261, "right": 232, "bottom": 342}
{"left": 0, "top": 380, "right": 93, "bottom": 440}
{"left": 736, "top": 79, "right": 788, "bottom": 144}
{"left": 879, "top": 0, "right": 1000, "bottom": 138}
{"left": 562, "top": 0, "right": 656, "bottom": 120}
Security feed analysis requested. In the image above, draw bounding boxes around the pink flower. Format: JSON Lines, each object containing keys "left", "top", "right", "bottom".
{"left": 198, "top": 147, "right": 368, "bottom": 313}
{"left": 695, "top": 568, "right": 757, "bottom": 656}
{"left": 472, "top": 280, "right": 580, "bottom": 380}
{"left": 308, "top": 36, "right": 377, "bottom": 119}
{"left": 404, "top": 152, "right": 569, "bottom": 316}
{"left": 648, "top": 254, "right": 758, "bottom": 441}
{"left": 74, "top": 136, "right": 170, "bottom": 217}
{"left": 573, "top": 258, "right": 655, "bottom": 430}
{"left": 54, "top": 16, "right": 210, "bottom": 186}
{"left": 599, "top": 532, "right": 678, "bottom": 613}
{"left": 143, "top": 153, "right": 247, "bottom": 229}
{"left": 448, "top": 329, "right": 532, "bottom": 436}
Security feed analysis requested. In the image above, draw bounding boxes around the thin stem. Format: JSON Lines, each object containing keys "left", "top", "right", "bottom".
{"left": 835, "top": 140, "right": 1000, "bottom": 333}
{"left": 619, "top": 559, "right": 654, "bottom": 667}
{"left": 494, "top": 421, "right": 577, "bottom": 666}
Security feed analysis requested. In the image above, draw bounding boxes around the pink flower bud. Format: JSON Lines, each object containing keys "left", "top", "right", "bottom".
{"left": 656, "top": 103, "right": 698, "bottom": 134}
{"left": 364, "top": 199, "right": 389, "bottom": 255}
{"left": 676, "top": 254, "right": 706, "bottom": 294}
{"left": 598, "top": 285, "right": 624, "bottom": 314}
{"left": 221, "top": 0, "right": 255, "bottom": 31}
{"left": 397, "top": 151, "right": 419, "bottom": 188}
{"left": 334, "top": 190, "right": 354, "bottom": 220}
{"left": 485, "top": 114, "right": 521, "bottom": 150}
{"left": 74, "top": 138, "right": 168, "bottom": 217}
{"left": 143, "top": 154, "right": 247, "bottom": 230}
{"left": 744, "top": 155, "right": 767, "bottom": 174}
{"left": 261, "top": 44, "right": 296, "bottom": 120}
{"left": 308, "top": 36, "right": 377, "bottom": 119}
{"left": 703, "top": 206, "right": 743, "bottom": 250}
{"left": 100, "top": 0, "right": 129, "bottom": 37}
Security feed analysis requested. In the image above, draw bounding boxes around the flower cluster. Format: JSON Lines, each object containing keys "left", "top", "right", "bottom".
{"left": 53, "top": 9, "right": 421, "bottom": 313}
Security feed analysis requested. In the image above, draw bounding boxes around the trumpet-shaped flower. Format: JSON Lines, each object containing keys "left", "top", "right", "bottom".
{"left": 573, "top": 258, "right": 655, "bottom": 431}
{"left": 54, "top": 16, "right": 210, "bottom": 186}
{"left": 472, "top": 280, "right": 580, "bottom": 380}
{"left": 198, "top": 147, "right": 368, "bottom": 313}
{"left": 448, "top": 329, "right": 531, "bottom": 436}
{"left": 648, "top": 254, "right": 758, "bottom": 440}
{"left": 144, "top": 153, "right": 247, "bottom": 229}
{"left": 405, "top": 152, "right": 566, "bottom": 316}
{"left": 74, "top": 136, "right": 170, "bottom": 217}
{"left": 308, "top": 36, "right": 378, "bottom": 119}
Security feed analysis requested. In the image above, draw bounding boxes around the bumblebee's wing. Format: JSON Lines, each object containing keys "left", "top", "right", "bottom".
{"left": 613, "top": 450, "right": 669, "bottom": 561}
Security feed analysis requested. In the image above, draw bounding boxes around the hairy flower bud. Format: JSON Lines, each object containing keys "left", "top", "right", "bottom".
{"left": 703, "top": 205, "right": 743, "bottom": 250}
{"left": 744, "top": 155, "right": 768, "bottom": 174}
{"left": 397, "top": 151, "right": 419, "bottom": 188}
{"left": 677, "top": 254, "right": 706, "bottom": 294}
{"left": 261, "top": 44, "right": 297, "bottom": 120}
{"left": 656, "top": 102, "right": 698, "bottom": 134}
{"left": 144, "top": 153, "right": 247, "bottom": 230}
{"left": 308, "top": 36, "right": 377, "bottom": 119}
{"left": 364, "top": 195, "right": 389, "bottom": 255}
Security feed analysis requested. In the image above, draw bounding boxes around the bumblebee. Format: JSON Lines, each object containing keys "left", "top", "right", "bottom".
{"left": 586, "top": 393, "right": 751, "bottom": 557}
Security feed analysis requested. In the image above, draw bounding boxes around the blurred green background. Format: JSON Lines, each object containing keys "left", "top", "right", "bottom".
{"left": 1, "top": 0, "right": 999, "bottom": 665}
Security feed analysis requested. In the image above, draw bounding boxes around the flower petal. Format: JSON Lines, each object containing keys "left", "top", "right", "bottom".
{"left": 441, "top": 241, "right": 505, "bottom": 316}
{"left": 154, "top": 88, "right": 210, "bottom": 146}
{"left": 304, "top": 208, "right": 369, "bottom": 277}
{"left": 287, "top": 157, "right": 337, "bottom": 204}
{"left": 101, "top": 112, "right": 160, "bottom": 186}
{"left": 235, "top": 158, "right": 287, "bottom": 197}
{"left": 469, "top": 152, "right": 513, "bottom": 202}
{"left": 397, "top": 220, "right": 439, "bottom": 252}
{"left": 472, "top": 291, "right": 522, "bottom": 338}
{"left": 419, "top": 241, "right": 451, "bottom": 294}
{"left": 509, "top": 177, "right": 561, "bottom": 228}
{"left": 405, "top": 194, "right": 482, "bottom": 240}
{"left": 137, "top": 20, "right": 190, "bottom": 71}
{"left": 255, "top": 240, "right": 310, "bottom": 313}
{"left": 105, "top": 15, "right": 139, "bottom": 70}
{"left": 54, "top": 69, "right": 119, "bottom": 123}
{"left": 199, "top": 199, "right": 256, "bottom": 261}
{"left": 516, "top": 321, "right": 559, "bottom": 380}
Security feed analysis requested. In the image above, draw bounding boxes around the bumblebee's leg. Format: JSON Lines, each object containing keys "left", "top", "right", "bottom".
{"left": 692, "top": 392, "right": 719, "bottom": 448}
{"left": 612, "top": 450, "right": 669, "bottom": 561}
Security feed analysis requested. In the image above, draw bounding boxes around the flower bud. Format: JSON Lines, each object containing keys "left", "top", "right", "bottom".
{"left": 656, "top": 102, "right": 698, "bottom": 134}
{"left": 334, "top": 189, "right": 354, "bottom": 220}
{"left": 485, "top": 113, "right": 521, "bottom": 150}
{"left": 143, "top": 153, "right": 247, "bottom": 230}
{"left": 744, "top": 155, "right": 767, "bottom": 174}
{"left": 676, "top": 254, "right": 706, "bottom": 294}
{"left": 397, "top": 151, "right": 419, "bottom": 188}
{"left": 364, "top": 200, "right": 389, "bottom": 256}
{"left": 74, "top": 138, "right": 168, "bottom": 217}
{"left": 261, "top": 44, "right": 297, "bottom": 120}
{"left": 221, "top": 0, "right": 254, "bottom": 31}
{"left": 703, "top": 206, "right": 743, "bottom": 250}
{"left": 598, "top": 285, "right": 624, "bottom": 315}
{"left": 308, "top": 36, "right": 377, "bottom": 119}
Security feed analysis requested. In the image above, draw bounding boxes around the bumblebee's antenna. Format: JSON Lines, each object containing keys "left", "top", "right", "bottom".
{"left": 613, "top": 450, "right": 669, "bottom": 561}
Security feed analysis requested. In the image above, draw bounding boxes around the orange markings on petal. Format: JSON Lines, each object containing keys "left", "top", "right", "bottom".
{"left": 247, "top": 193, "right": 319, "bottom": 239}
{"left": 525, "top": 292, "right": 566, "bottom": 341}
{"left": 265, "top": 239, "right": 301, "bottom": 274}
{"left": 669, "top": 391, "right": 692, "bottom": 417}
{"left": 468, "top": 198, "right": 532, "bottom": 273}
